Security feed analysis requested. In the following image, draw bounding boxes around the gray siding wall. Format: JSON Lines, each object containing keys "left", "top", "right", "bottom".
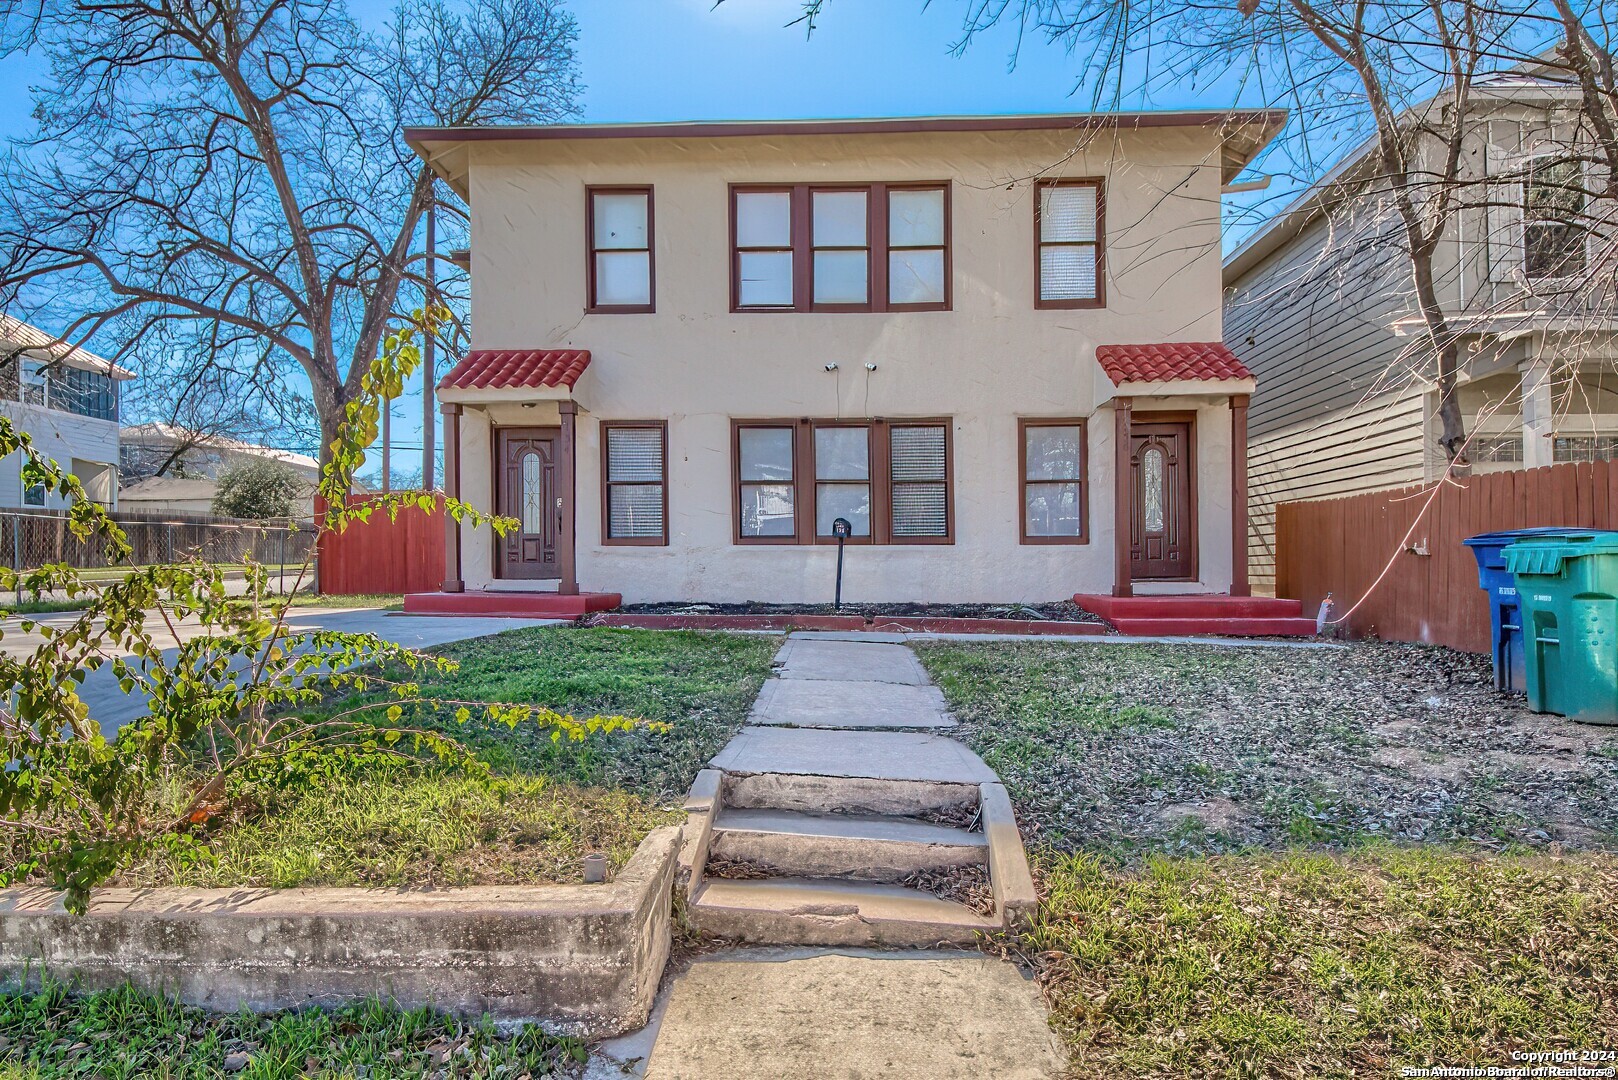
{"left": 1225, "top": 205, "right": 1429, "bottom": 589}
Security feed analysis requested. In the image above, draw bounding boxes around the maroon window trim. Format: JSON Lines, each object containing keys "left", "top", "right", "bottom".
{"left": 1018, "top": 417, "right": 1089, "bottom": 545}
{"left": 730, "top": 183, "right": 951, "bottom": 313}
{"left": 586, "top": 186, "right": 655, "bottom": 314}
{"left": 731, "top": 418, "right": 954, "bottom": 545}
{"left": 600, "top": 420, "right": 669, "bottom": 546}
{"left": 1033, "top": 178, "right": 1106, "bottom": 310}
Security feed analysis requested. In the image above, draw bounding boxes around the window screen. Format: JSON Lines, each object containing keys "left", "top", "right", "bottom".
{"left": 603, "top": 423, "right": 666, "bottom": 542}
{"left": 889, "top": 424, "right": 949, "bottom": 538}
{"left": 1037, "top": 181, "right": 1101, "bottom": 304}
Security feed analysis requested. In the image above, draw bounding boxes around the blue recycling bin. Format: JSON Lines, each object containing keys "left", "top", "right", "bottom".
{"left": 1464, "top": 528, "right": 1587, "bottom": 691}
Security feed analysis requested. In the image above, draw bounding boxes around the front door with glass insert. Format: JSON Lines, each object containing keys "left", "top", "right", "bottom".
{"left": 1130, "top": 420, "right": 1194, "bottom": 580}
{"left": 496, "top": 428, "right": 560, "bottom": 580}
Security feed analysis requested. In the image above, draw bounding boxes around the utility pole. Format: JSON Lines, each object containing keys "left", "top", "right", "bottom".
{"left": 423, "top": 190, "right": 437, "bottom": 491}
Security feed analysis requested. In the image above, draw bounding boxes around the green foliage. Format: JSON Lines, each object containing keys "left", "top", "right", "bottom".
{"left": 0, "top": 979, "right": 587, "bottom": 1077}
{"left": 0, "top": 308, "right": 651, "bottom": 913}
{"left": 210, "top": 456, "right": 302, "bottom": 519}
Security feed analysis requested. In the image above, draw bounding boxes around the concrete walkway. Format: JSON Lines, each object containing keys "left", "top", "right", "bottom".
{"left": 1, "top": 606, "right": 563, "bottom": 738}
{"left": 619, "top": 633, "right": 1062, "bottom": 1079}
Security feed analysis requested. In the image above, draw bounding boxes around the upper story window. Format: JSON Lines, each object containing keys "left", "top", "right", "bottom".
{"left": 730, "top": 183, "right": 951, "bottom": 313}
{"left": 0, "top": 358, "right": 118, "bottom": 422}
{"left": 587, "top": 187, "right": 654, "bottom": 312}
{"left": 1035, "top": 179, "right": 1104, "bottom": 308}
{"left": 1524, "top": 158, "right": 1587, "bottom": 280}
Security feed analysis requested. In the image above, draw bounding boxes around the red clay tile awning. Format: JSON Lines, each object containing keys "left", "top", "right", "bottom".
{"left": 438, "top": 349, "right": 591, "bottom": 391}
{"left": 1096, "top": 342, "right": 1253, "bottom": 385}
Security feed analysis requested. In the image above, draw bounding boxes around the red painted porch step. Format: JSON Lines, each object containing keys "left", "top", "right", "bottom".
{"left": 1072, "top": 593, "right": 1316, "bottom": 638}
{"left": 403, "top": 591, "right": 621, "bottom": 618}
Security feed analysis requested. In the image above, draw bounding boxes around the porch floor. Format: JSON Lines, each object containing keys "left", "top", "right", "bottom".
{"left": 1072, "top": 593, "right": 1317, "bottom": 637}
{"left": 402, "top": 591, "right": 621, "bottom": 618}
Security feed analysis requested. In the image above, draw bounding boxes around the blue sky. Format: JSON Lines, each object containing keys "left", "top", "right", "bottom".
{"left": 0, "top": 0, "right": 1292, "bottom": 473}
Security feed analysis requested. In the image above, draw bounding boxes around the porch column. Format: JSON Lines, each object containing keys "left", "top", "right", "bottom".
{"left": 1520, "top": 355, "right": 1555, "bottom": 469}
{"left": 557, "top": 401, "right": 580, "bottom": 596}
{"left": 1231, "top": 393, "right": 1251, "bottom": 597}
{"left": 1113, "top": 397, "right": 1133, "bottom": 598}
{"left": 440, "top": 402, "right": 464, "bottom": 593}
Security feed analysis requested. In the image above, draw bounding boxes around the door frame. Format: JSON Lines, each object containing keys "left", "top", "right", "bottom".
{"left": 493, "top": 425, "right": 563, "bottom": 582}
{"left": 1127, "top": 409, "right": 1198, "bottom": 584}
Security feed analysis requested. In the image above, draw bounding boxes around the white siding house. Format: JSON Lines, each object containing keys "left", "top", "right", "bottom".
{"left": 0, "top": 315, "right": 134, "bottom": 510}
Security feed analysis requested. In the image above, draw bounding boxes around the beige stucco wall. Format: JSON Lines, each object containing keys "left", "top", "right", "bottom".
{"left": 456, "top": 127, "right": 1239, "bottom": 602}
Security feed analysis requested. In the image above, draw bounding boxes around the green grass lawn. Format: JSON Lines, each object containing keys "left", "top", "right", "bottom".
{"left": 314, "top": 625, "right": 780, "bottom": 797}
{"left": 0, "top": 981, "right": 587, "bottom": 1078}
{"left": 917, "top": 639, "right": 1618, "bottom": 1076}
{"left": 40, "top": 627, "right": 776, "bottom": 892}
{"left": 1030, "top": 847, "right": 1618, "bottom": 1078}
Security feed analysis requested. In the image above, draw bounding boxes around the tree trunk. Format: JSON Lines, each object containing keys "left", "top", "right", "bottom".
{"left": 1410, "top": 249, "right": 1469, "bottom": 466}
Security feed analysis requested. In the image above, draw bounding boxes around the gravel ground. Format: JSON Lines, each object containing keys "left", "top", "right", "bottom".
{"left": 617, "top": 599, "right": 1103, "bottom": 622}
{"left": 917, "top": 639, "right": 1618, "bottom": 858}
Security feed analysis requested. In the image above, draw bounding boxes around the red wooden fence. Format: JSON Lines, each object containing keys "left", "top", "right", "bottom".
{"left": 317, "top": 495, "right": 445, "bottom": 596}
{"left": 1276, "top": 461, "right": 1618, "bottom": 654}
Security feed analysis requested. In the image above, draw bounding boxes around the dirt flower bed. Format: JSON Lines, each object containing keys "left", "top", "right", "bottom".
{"left": 918, "top": 639, "right": 1618, "bottom": 857}
{"left": 617, "top": 599, "right": 1103, "bottom": 622}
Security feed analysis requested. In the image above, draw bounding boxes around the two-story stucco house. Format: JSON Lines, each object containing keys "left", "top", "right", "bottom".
{"left": 1225, "top": 70, "right": 1618, "bottom": 591}
{"left": 402, "top": 111, "right": 1285, "bottom": 611}
{"left": 1, "top": 314, "right": 134, "bottom": 510}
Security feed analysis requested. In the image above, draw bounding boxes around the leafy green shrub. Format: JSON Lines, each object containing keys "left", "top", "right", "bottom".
{"left": 211, "top": 456, "right": 302, "bottom": 519}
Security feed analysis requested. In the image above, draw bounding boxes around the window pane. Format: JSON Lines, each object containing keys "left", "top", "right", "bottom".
{"left": 520, "top": 452, "right": 545, "bottom": 535}
{"left": 1025, "top": 482, "right": 1082, "bottom": 537}
{"left": 812, "top": 190, "right": 867, "bottom": 247}
{"left": 737, "top": 191, "right": 791, "bottom": 248}
{"left": 1525, "top": 222, "right": 1586, "bottom": 278}
{"left": 888, "top": 249, "right": 945, "bottom": 305}
{"left": 891, "top": 483, "right": 947, "bottom": 536}
{"left": 813, "top": 250, "right": 868, "bottom": 304}
{"left": 609, "top": 484, "right": 664, "bottom": 538}
{"left": 1025, "top": 424, "right": 1082, "bottom": 480}
{"left": 817, "top": 482, "right": 871, "bottom": 536}
{"left": 595, "top": 251, "right": 651, "bottom": 306}
{"left": 741, "top": 483, "right": 796, "bottom": 536}
{"left": 1040, "top": 184, "right": 1097, "bottom": 242}
{"left": 890, "top": 425, "right": 946, "bottom": 481}
{"left": 1142, "top": 446, "right": 1166, "bottom": 533}
{"left": 739, "top": 427, "right": 794, "bottom": 482}
{"left": 889, "top": 189, "right": 945, "bottom": 247}
{"left": 814, "top": 426, "right": 869, "bottom": 480}
{"left": 592, "top": 192, "right": 648, "bottom": 250}
{"left": 739, "top": 251, "right": 794, "bottom": 307}
{"left": 1039, "top": 246, "right": 1097, "bottom": 301}
{"left": 607, "top": 426, "right": 663, "bottom": 483}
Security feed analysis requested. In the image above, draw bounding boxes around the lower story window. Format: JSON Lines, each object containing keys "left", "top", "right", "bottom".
{"left": 1553, "top": 435, "right": 1618, "bottom": 463}
{"left": 601, "top": 421, "right": 668, "bottom": 544}
{"left": 1020, "top": 419, "right": 1087, "bottom": 542}
{"left": 733, "top": 418, "right": 952, "bottom": 544}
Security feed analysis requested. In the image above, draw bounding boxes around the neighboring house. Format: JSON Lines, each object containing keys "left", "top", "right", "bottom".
{"left": 1224, "top": 70, "right": 1618, "bottom": 590}
{"left": 404, "top": 111, "right": 1284, "bottom": 604}
{"left": 119, "top": 423, "right": 324, "bottom": 518}
{"left": 0, "top": 314, "right": 134, "bottom": 510}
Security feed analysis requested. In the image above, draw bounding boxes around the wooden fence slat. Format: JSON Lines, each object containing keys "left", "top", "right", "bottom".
{"left": 1276, "top": 461, "right": 1618, "bottom": 654}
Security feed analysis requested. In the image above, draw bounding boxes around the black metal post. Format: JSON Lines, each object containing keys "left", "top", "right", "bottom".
{"left": 832, "top": 516, "right": 851, "bottom": 611}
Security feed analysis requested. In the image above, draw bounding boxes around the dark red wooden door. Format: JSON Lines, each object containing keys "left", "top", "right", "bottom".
{"left": 496, "top": 428, "right": 560, "bottom": 580}
{"left": 1130, "top": 421, "right": 1195, "bottom": 580}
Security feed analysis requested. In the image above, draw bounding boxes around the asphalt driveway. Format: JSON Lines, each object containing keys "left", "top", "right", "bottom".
{"left": 1, "top": 606, "right": 564, "bottom": 738}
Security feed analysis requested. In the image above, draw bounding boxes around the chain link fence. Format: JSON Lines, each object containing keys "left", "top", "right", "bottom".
{"left": 1, "top": 509, "right": 317, "bottom": 598}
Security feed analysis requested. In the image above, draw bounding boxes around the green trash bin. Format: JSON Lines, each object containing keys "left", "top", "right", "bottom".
{"left": 1503, "top": 531, "right": 1618, "bottom": 725}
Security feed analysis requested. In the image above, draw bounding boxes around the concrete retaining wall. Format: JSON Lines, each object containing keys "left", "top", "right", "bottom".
{"left": 0, "top": 825, "right": 681, "bottom": 1037}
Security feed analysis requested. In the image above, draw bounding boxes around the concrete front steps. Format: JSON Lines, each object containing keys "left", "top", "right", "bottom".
{"left": 679, "top": 769, "right": 1033, "bottom": 948}
{"left": 1073, "top": 593, "right": 1318, "bottom": 637}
